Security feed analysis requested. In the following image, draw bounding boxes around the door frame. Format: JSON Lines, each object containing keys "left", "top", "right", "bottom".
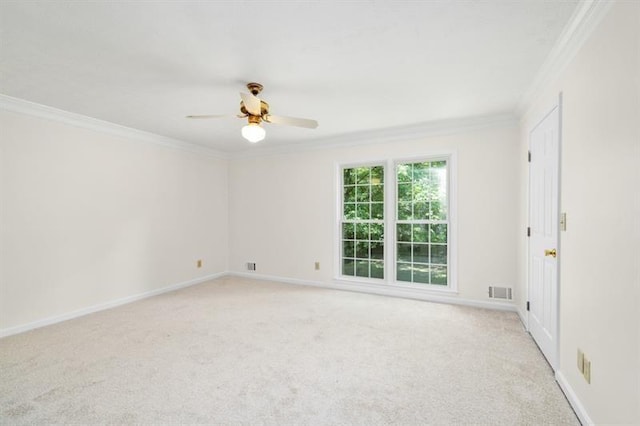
{"left": 527, "top": 93, "right": 562, "bottom": 371}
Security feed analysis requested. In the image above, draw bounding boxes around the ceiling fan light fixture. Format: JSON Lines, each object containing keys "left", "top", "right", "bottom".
{"left": 241, "top": 123, "right": 266, "bottom": 143}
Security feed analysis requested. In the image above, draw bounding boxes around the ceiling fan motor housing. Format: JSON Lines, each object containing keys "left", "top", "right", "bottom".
{"left": 240, "top": 100, "right": 270, "bottom": 118}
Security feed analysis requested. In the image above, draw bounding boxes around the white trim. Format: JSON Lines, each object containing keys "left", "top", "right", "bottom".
{"left": 229, "top": 113, "right": 517, "bottom": 159}
{"left": 230, "top": 271, "right": 517, "bottom": 312}
{"left": 517, "top": 307, "right": 529, "bottom": 330}
{"left": 556, "top": 370, "right": 594, "bottom": 425}
{"left": 0, "top": 94, "right": 226, "bottom": 159}
{"left": 0, "top": 272, "right": 226, "bottom": 339}
{"left": 517, "top": 0, "right": 614, "bottom": 116}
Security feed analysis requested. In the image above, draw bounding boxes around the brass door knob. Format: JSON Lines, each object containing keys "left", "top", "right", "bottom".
{"left": 545, "top": 248, "right": 557, "bottom": 258}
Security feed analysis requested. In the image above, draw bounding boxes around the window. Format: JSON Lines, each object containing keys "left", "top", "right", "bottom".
{"left": 338, "top": 156, "right": 453, "bottom": 289}
{"left": 396, "top": 159, "right": 448, "bottom": 285}
{"left": 340, "top": 165, "right": 385, "bottom": 279}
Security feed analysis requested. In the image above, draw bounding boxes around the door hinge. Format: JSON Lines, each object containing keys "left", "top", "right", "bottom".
{"left": 528, "top": 151, "right": 531, "bottom": 162}
{"left": 526, "top": 301, "right": 530, "bottom": 311}
{"left": 527, "top": 227, "right": 531, "bottom": 237}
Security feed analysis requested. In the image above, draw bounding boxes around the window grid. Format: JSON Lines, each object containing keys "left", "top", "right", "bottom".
{"left": 341, "top": 165, "right": 384, "bottom": 280}
{"left": 395, "top": 160, "right": 449, "bottom": 286}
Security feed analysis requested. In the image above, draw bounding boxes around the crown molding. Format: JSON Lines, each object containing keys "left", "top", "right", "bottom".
{"left": 228, "top": 112, "right": 518, "bottom": 160}
{"left": 517, "top": 0, "right": 615, "bottom": 117}
{"left": 0, "top": 94, "right": 227, "bottom": 159}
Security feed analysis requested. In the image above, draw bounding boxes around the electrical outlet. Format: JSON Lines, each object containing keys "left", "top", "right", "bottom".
{"left": 577, "top": 349, "right": 584, "bottom": 373}
{"left": 583, "top": 358, "right": 591, "bottom": 384}
{"left": 314, "top": 261, "right": 320, "bottom": 270}
{"left": 197, "top": 259, "right": 202, "bottom": 268}
{"left": 247, "top": 262, "right": 256, "bottom": 271}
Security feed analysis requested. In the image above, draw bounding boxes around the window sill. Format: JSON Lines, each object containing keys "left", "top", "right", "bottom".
{"left": 333, "top": 276, "right": 458, "bottom": 295}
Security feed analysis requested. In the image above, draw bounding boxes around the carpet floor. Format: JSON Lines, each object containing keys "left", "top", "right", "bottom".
{"left": 0, "top": 276, "right": 578, "bottom": 425}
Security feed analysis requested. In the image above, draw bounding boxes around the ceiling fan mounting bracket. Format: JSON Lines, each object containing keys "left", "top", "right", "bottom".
{"left": 246, "top": 82, "right": 264, "bottom": 96}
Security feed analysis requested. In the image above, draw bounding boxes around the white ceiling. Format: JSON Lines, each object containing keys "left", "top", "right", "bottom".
{"left": 0, "top": 1, "right": 579, "bottom": 153}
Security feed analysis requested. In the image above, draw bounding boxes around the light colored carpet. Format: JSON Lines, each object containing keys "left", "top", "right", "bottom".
{"left": 0, "top": 276, "right": 578, "bottom": 425}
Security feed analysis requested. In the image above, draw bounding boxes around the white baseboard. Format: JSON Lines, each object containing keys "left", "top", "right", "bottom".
{"left": 229, "top": 271, "right": 517, "bottom": 312}
{"left": 0, "top": 272, "right": 226, "bottom": 339}
{"left": 517, "top": 307, "right": 529, "bottom": 330}
{"left": 556, "top": 370, "right": 593, "bottom": 425}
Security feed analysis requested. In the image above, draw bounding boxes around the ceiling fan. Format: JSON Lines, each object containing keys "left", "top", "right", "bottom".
{"left": 186, "top": 82, "right": 318, "bottom": 143}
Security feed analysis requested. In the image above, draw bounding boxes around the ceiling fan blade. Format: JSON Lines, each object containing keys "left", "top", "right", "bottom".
{"left": 186, "top": 114, "right": 236, "bottom": 119}
{"left": 240, "top": 92, "right": 261, "bottom": 116}
{"left": 264, "top": 114, "right": 318, "bottom": 129}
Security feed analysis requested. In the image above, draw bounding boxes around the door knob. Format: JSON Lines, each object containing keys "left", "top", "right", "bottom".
{"left": 545, "top": 248, "right": 557, "bottom": 258}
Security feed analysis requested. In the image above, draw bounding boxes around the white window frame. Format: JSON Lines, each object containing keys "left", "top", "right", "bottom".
{"left": 336, "top": 160, "right": 387, "bottom": 284}
{"left": 334, "top": 153, "right": 457, "bottom": 293}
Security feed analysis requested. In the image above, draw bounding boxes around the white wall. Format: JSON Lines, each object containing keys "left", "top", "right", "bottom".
{"left": 228, "top": 124, "right": 520, "bottom": 304}
{"left": 518, "top": 2, "right": 640, "bottom": 423}
{"left": 0, "top": 109, "right": 229, "bottom": 333}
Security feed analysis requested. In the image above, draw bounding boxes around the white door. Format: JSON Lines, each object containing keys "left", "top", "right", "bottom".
{"left": 528, "top": 105, "right": 560, "bottom": 370}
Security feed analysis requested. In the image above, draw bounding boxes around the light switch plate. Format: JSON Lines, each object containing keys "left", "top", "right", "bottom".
{"left": 583, "top": 358, "right": 591, "bottom": 384}
{"left": 577, "top": 349, "right": 584, "bottom": 373}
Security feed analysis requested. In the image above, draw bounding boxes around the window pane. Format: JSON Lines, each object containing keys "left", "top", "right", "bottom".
{"left": 342, "top": 258, "right": 355, "bottom": 276}
{"left": 397, "top": 243, "right": 412, "bottom": 262}
{"left": 412, "top": 181, "right": 428, "bottom": 202}
{"left": 342, "top": 223, "right": 355, "bottom": 239}
{"left": 343, "top": 186, "right": 355, "bottom": 203}
{"left": 430, "top": 224, "right": 447, "bottom": 243}
{"left": 343, "top": 168, "right": 355, "bottom": 185}
{"left": 371, "top": 166, "right": 384, "bottom": 184}
{"left": 371, "top": 184, "right": 384, "bottom": 202}
{"left": 370, "top": 261, "right": 384, "bottom": 278}
{"left": 397, "top": 164, "right": 411, "bottom": 183}
{"left": 370, "top": 223, "right": 384, "bottom": 241}
{"left": 398, "top": 202, "right": 412, "bottom": 220}
{"left": 413, "top": 264, "right": 430, "bottom": 284}
{"left": 431, "top": 265, "right": 447, "bottom": 285}
{"left": 356, "top": 260, "right": 369, "bottom": 277}
{"left": 397, "top": 263, "right": 412, "bottom": 281}
{"left": 356, "top": 203, "right": 370, "bottom": 219}
{"left": 414, "top": 202, "right": 429, "bottom": 219}
{"left": 356, "top": 241, "right": 370, "bottom": 259}
{"left": 397, "top": 183, "right": 412, "bottom": 202}
{"left": 397, "top": 224, "right": 411, "bottom": 242}
{"left": 430, "top": 200, "right": 445, "bottom": 220}
{"left": 356, "top": 167, "right": 370, "bottom": 184}
{"left": 413, "top": 244, "right": 429, "bottom": 263}
{"left": 370, "top": 242, "right": 384, "bottom": 260}
{"left": 371, "top": 203, "right": 384, "bottom": 219}
{"left": 412, "top": 162, "right": 428, "bottom": 180}
{"left": 413, "top": 224, "right": 428, "bottom": 243}
{"left": 430, "top": 244, "right": 447, "bottom": 265}
{"left": 344, "top": 203, "right": 356, "bottom": 219}
{"left": 356, "top": 223, "right": 369, "bottom": 240}
{"left": 431, "top": 160, "right": 446, "bottom": 169}
{"left": 356, "top": 185, "right": 370, "bottom": 202}
{"left": 343, "top": 241, "right": 355, "bottom": 258}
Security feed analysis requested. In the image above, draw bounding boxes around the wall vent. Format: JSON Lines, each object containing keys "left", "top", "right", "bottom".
{"left": 488, "top": 286, "right": 513, "bottom": 300}
{"left": 247, "top": 262, "right": 256, "bottom": 271}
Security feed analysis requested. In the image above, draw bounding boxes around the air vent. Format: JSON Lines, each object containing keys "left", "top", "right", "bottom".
{"left": 247, "top": 262, "right": 256, "bottom": 271}
{"left": 488, "top": 286, "right": 513, "bottom": 300}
